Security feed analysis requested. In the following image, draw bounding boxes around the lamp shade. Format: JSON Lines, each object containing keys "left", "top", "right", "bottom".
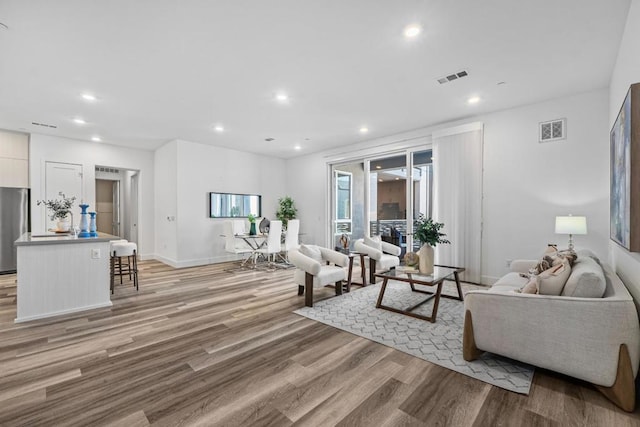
{"left": 555, "top": 216, "right": 587, "bottom": 235}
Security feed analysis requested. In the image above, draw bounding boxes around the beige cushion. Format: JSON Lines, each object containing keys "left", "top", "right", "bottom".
{"left": 538, "top": 260, "right": 571, "bottom": 295}
{"left": 576, "top": 249, "right": 601, "bottom": 265}
{"left": 561, "top": 256, "right": 606, "bottom": 298}
{"left": 299, "top": 244, "right": 323, "bottom": 263}
{"left": 521, "top": 277, "right": 538, "bottom": 294}
{"left": 364, "top": 235, "right": 382, "bottom": 251}
{"left": 493, "top": 272, "right": 529, "bottom": 289}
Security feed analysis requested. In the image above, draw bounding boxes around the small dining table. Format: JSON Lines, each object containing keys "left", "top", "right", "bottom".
{"left": 235, "top": 234, "right": 267, "bottom": 266}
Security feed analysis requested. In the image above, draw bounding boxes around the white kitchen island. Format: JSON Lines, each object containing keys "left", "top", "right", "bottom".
{"left": 14, "top": 232, "right": 120, "bottom": 322}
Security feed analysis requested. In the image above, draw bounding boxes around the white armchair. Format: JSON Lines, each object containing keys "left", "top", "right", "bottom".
{"left": 289, "top": 245, "right": 349, "bottom": 307}
{"left": 354, "top": 237, "right": 401, "bottom": 284}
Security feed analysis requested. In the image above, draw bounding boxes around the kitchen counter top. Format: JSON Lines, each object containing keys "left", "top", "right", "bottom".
{"left": 15, "top": 232, "right": 121, "bottom": 246}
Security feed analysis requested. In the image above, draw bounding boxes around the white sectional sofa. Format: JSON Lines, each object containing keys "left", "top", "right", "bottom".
{"left": 462, "top": 250, "right": 640, "bottom": 411}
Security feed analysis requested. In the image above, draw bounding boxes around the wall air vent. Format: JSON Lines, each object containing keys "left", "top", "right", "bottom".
{"left": 539, "top": 118, "right": 566, "bottom": 143}
{"left": 96, "top": 167, "right": 120, "bottom": 174}
{"left": 31, "top": 121, "right": 57, "bottom": 129}
{"left": 437, "top": 69, "right": 469, "bottom": 85}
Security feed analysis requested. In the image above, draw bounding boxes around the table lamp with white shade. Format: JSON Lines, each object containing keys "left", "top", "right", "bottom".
{"left": 555, "top": 215, "right": 587, "bottom": 250}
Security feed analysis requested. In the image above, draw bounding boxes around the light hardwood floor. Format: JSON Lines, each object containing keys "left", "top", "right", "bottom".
{"left": 0, "top": 260, "right": 639, "bottom": 426}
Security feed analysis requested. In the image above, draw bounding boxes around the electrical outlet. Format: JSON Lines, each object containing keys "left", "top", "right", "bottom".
{"left": 506, "top": 259, "right": 512, "bottom": 268}
{"left": 91, "top": 248, "right": 100, "bottom": 259}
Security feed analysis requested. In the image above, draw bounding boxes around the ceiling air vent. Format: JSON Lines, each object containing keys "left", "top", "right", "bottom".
{"left": 539, "top": 118, "right": 566, "bottom": 143}
{"left": 437, "top": 69, "right": 469, "bottom": 85}
{"left": 31, "top": 121, "right": 57, "bottom": 129}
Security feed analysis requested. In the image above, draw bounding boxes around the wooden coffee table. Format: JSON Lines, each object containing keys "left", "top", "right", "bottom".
{"left": 374, "top": 265, "right": 465, "bottom": 323}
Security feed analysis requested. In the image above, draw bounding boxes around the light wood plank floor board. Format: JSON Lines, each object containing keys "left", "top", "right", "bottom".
{"left": 0, "top": 260, "right": 639, "bottom": 426}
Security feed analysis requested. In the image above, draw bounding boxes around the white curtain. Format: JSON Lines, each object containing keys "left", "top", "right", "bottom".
{"left": 432, "top": 123, "right": 483, "bottom": 283}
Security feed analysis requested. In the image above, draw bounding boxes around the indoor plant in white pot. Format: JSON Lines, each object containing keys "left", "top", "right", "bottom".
{"left": 413, "top": 214, "right": 450, "bottom": 275}
{"left": 37, "top": 194, "right": 76, "bottom": 231}
{"left": 275, "top": 196, "right": 297, "bottom": 229}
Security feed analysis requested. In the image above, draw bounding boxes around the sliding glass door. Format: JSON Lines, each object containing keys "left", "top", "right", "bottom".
{"left": 329, "top": 148, "right": 432, "bottom": 254}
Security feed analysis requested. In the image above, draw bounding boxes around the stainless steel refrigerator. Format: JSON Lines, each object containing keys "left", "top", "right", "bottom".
{"left": 0, "top": 187, "right": 29, "bottom": 274}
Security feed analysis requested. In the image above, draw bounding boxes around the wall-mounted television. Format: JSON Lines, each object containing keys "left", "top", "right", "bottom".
{"left": 209, "top": 192, "right": 262, "bottom": 218}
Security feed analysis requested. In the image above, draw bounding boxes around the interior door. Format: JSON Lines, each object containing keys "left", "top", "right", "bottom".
{"left": 45, "top": 162, "right": 83, "bottom": 231}
{"left": 95, "top": 179, "right": 117, "bottom": 235}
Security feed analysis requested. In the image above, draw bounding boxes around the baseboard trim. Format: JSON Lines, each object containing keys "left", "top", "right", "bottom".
{"left": 15, "top": 300, "right": 113, "bottom": 323}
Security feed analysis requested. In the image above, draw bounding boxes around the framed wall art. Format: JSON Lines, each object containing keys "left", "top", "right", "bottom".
{"left": 610, "top": 82, "right": 640, "bottom": 252}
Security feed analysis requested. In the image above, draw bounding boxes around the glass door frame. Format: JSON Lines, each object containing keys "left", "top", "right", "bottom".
{"left": 327, "top": 143, "right": 432, "bottom": 252}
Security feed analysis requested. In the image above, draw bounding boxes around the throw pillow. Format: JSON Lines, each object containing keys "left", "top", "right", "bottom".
{"left": 561, "top": 256, "right": 606, "bottom": 298}
{"left": 534, "top": 255, "right": 555, "bottom": 274}
{"left": 538, "top": 259, "right": 571, "bottom": 295}
{"left": 364, "top": 235, "right": 382, "bottom": 252}
{"left": 299, "top": 244, "right": 323, "bottom": 264}
{"left": 520, "top": 276, "right": 538, "bottom": 294}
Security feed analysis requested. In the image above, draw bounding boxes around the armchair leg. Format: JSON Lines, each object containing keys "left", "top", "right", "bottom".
{"left": 463, "top": 311, "right": 484, "bottom": 361}
{"left": 335, "top": 281, "right": 342, "bottom": 296}
{"left": 298, "top": 285, "right": 304, "bottom": 296}
{"left": 594, "top": 344, "right": 636, "bottom": 412}
{"left": 305, "top": 273, "right": 313, "bottom": 307}
{"left": 369, "top": 258, "right": 377, "bottom": 284}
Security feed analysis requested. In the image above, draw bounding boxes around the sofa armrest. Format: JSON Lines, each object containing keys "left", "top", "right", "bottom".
{"left": 289, "top": 250, "right": 321, "bottom": 275}
{"left": 320, "top": 247, "right": 349, "bottom": 267}
{"left": 464, "top": 290, "right": 640, "bottom": 387}
{"left": 354, "top": 240, "right": 382, "bottom": 261}
{"left": 509, "top": 259, "right": 537, "bottom": 274}
{"left": 381, "top": 241, "right": 401, "bottom": 256}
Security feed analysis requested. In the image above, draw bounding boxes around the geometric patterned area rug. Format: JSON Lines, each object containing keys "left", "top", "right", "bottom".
{"left": 294, "top": 280, "right": 534, "bottom": 394}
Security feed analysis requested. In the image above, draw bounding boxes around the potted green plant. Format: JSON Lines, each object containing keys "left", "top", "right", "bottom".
{"left": 275, "top": 196, "right": 297, "bottom": 228}
{"left": 413, "top": 213, "right": 450, "bottom": 274}
{"left": 247, "top": 213, "right": 257, "bottom": 235}
{"left": 37, "top": 194, "right": 76, "bottom": 231}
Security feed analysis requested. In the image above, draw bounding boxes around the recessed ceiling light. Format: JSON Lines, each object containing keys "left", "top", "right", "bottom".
{"left": 81, "top": 93, "right": 97, "bottom": 101}
{"left": 73, "top": 118, "right": 86, "bottom": 125}
{"left": 359, "top": 126, "right": 369, "bottom": 134}
{"left": 395, "top": 177, "right": 400, "bottom": 180}
{"left": 467, "top": 96, "right": 481, "bottom": 105}
{"left": 91, "top": 136, "right": 101, "bottom": 142}
{"left": 404, "top": 24, "right": 422, "bottom": 38}
{"left": 378, "top": 179, "right": 383, "bottom": 182}
{"left": 294, "top": 145, "right": 301, "bottom": 151}
{"left": 214, "top": 125, "right": 224, "bottom": 132}
{"left": 375, "top": 165, "right": 381, "bottom": 169}
{"left": 275, "top": 92, "right": 289, "bottom": 102}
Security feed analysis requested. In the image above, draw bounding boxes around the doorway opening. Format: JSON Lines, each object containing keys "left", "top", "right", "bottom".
{"left": 95, "top": 166, "right": 139, "bottom": 242}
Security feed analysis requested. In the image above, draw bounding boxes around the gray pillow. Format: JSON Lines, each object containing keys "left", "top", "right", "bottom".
{"left": 576, "top": 248, "right": 601, "bottom": 265}
{"left": 561, "top": 256, "right": 606, "bottom": 298}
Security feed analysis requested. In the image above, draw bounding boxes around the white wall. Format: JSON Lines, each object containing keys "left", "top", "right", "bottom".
{"left": 286, "top": 89, "right": 609, "bottom": 284}
{"left": 481, "top": 90, "right": 609, "bottom": 283}
{"left": 29, "top": 133, "right": 155, "bottom": 257}
{"left": 156, "top": 139, "right": 287, "bottom": 268}
{"left": 153, "top": 140, "right": 178, "bottom": 263}
{"left": 609, "top": 0, "right": 640, "bottom": 304}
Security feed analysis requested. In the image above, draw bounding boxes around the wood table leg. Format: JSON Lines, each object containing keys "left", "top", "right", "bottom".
{"left": 430, "top": 282, "right": 444, "bottom": 322}
{"left": 360, "top": 254, "right": 367, "bottom": 286}
{"left": 375, "top": 277, "right": 389, "bottom": 308}
{"left": 346, "top": 257, "right": 354, "bottom": 292}
{"left": 454, "top": 271, "right": 464, "bottom": 301}
{"left": 369, "top": 258, "right": 377, "bottom": 285}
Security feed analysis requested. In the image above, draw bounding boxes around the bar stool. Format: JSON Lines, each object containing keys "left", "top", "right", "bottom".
{"left": 110, "top": 241, "right": 138, "bottom": 294}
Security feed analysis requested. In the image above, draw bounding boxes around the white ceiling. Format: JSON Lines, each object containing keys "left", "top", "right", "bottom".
{"left": 0, "top": 0, "right": 631, "bottom": 159}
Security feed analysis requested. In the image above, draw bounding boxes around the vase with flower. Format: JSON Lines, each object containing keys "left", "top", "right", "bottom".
{"left": 37, "top": 194, "right": 76, "bottom": 232}
{"left": 413, "top": 214, "right": 450, "bottom": 275}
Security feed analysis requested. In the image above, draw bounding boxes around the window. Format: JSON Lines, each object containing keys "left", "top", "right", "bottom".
{"left": 335, "top": 171, "right": 352, "bottom": 234}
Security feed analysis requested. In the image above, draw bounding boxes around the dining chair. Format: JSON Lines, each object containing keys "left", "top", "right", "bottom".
{"left": 256, "top": 220, "right": 283, "bottom": 268}
{"left": 223, "top": 220, "right": 253, "bottom": 262}
{"left": 281, "top": 219, "right": 300, "bottom": 262}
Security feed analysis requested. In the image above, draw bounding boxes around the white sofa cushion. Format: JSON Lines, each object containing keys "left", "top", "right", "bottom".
{"left": 299, "top": 244, "right": 323, "bottom": 263}
{"left": 364, "top": 235, "right": 382, "bottom": 251}
{"left": 294, "top": 265, "right": 345, "bottom": 288}
{"left": 492, "top": 272, "right": 529, "bottom": 289}
{"left": 561, "top": 256, "right": 606, "bottom": 298}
